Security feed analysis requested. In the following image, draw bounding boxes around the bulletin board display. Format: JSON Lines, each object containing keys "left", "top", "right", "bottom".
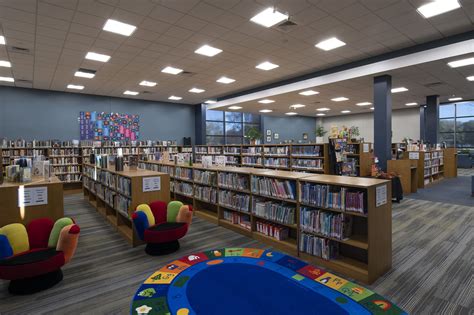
{"left": 79, "top": 111, "right": 140, "bottom": 141}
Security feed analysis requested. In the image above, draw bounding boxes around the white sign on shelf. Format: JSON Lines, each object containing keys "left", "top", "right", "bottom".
{"left": 202, "top": 156, "right": 213, "bottom": 168}
{"left": 376, "top": 184, "right": 387, "bottom": 207}
{"left": 18, "top": 186, "right": 48, "bottom": 207}
{"left": 143, "top": 176, "right": 161, "bottom": 192}
{"left": 409, "top": 152, "right": 420, "bottom": 160}
{"left": 363, "top": 143, "right": 370, "bottom": 153}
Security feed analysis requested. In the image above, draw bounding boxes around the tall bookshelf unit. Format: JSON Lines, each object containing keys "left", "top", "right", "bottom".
{"left": 405, "top": 149, "right": 445, "bottom": 188}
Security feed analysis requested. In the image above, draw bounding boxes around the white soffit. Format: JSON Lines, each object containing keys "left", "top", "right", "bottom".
{"left": 208, "top": 39, "right": 474, "bottom": 109}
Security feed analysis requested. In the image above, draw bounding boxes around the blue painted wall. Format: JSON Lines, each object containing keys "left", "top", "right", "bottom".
{"left": 262, "top": 115, "right": 316, "bottom": 144}
{"left": 0, "top": 86, "right": 195, "bottom": 144}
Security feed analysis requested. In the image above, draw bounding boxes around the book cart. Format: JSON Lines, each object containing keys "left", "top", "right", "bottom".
{"left": 82, "top": 164, "right": 170, "bottom": 246}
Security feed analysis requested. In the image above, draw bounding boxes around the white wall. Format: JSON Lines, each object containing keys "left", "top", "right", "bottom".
{"left": 320, "top": 107, "right": 420, "bottom": 143}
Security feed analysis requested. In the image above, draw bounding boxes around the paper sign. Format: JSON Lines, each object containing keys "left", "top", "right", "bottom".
{"left": 143, "top": 176, "right": 161, "bottom": 192}
{"left": 18, "top": 186, "right": 48, "bottom": 207}
{"left": 202, "top": 156, "right": 213, "bottom": 168}
{"left": 363, "top": 143, "right": 369, "bottom": 153}
{"left": 408, "top": 152, "right": 419, "bottom": 160}
{"left": 376, "top": 184, "right": 387, "bottom": 207}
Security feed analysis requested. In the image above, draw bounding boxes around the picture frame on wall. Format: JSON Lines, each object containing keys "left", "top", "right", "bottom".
{"left": 266, "top": 129, "right": 272, "bottom": 136}
{"left": 274, "top": 133, "right": 279, "bottom": 140}
{"left": 303, "top": 133, "right": 308, "bottom": 140}
{"left": 266, "top": 136, "right": 272, "bottom": 142}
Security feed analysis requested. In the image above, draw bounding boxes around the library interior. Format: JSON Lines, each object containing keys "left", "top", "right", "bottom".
{"left": 0, "top": 1, "right": 473, "bottom": 314}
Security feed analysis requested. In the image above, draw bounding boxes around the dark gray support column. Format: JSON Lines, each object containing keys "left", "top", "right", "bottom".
{"left": 425, "top": 95, "right": 439, "bottom": 145}
{"left": 373, "top": 75, "right": 392, "bottom": 171}
{"left": 419, "top": 106, "right": 426, "bottom": 141}
{"left": 194, "top": 104, "right": 206, "bottom": 145}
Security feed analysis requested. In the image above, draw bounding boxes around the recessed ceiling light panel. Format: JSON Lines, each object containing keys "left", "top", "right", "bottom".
{"left": 0, "top": 35, "right": 5, "bottom": 45}
{"left": 467, "top": 76, "right": 474, "bottom": 81}
{"left": 370, "top": 107, "right": 374, "bottom": 110}
{"left": 315, "top": 37, "right": 346, "bottom": 51}
{"left": 259, "top": 109, "right": 273, "bottom": 113}
{"left": 448, "top": 97, "right": 462, "bottom": 101}
{"left": 256, "top": 61, "right": 279, "bottom": 71}
{"left": 85, "top": 52, "right": 111, "bottom": 62}
{"left": 0, "top": 76, "right": 14, "bottom": 82}
{"left": 258, "top": 99, "right": 274, "bottom": 104}
{"left": 391, "top": 87, "right": 408, "bottom": 93}
{"left": 228, "top": 106, "right": 242, "bottom": 110}
{"left": 299, "top": 90, "right": 319, "bottom": 96}
{"left": 356, "top": 102, "right": 372, "bottom": 106}
{"left": 417, "top": 0, "right": 460, "bottom": 18}
{"left": 216, "top": 76, "right": 235, "bottom": 84}
{"left": 189, "top": 87, "right": 205, "bottom": 93}
{"left": 316, "top": 107, "right": 330, "bottom": 111}
{"left": 285, "top": 112, "right": 298, "bottom": 115}
{"left": 341, "top": 110, "right": 351, "bottom": 114}
{"left": 250, "top": 7, "right": 288, "bottom": 28}
{"left": 74, "top": 68, "right": 96, "bottom": 79}
{"left": 290, "top": 104, "right": 305, "bottom": 109}
{"left": 67, "top": 84, "right": 84, "bottom": 90}
{"left": 447, "top": 57, "right": 474, "bottom": 68}
{"left": 331, "top": 97, "right": 349, "bottom": 102}
{"left": 194, "top": 44, "right": 222, "bottom": 57}
{"left": 316, "top": 113, "right": 326, "bottom": 116}
{"left": 162, "top": 66, "right": 183, "bottom": 75}
{"left": 405, "top": 102, "right": 418, "bottom": 106}
{"left": 0, "top": 60, "right": 11, "bottom": 67}
{"left": 169, "top": 95, "right": 182, "bottom": 100}
{"left": 123, "top": 90, "right": 139, "bottom": 95}
{"left": 103, "top": 19, "right": 136, "bottom": 36}
{"left": 204, "top": 100, "right": 217, "bottom": 104}
{"left": 139, "top": 80, "right": 157, "bottom": 87}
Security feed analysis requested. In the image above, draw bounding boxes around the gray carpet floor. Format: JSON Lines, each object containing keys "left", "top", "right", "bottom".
{"left": 1, "top": 189, "right": 473, "bottom": 314}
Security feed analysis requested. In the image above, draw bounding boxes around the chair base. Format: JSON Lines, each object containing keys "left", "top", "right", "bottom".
{"left": 9, "top": 269, "right": 63, "bottom": 295}
{"left": 145, "top": 240, "right": 180, "bottom": 256}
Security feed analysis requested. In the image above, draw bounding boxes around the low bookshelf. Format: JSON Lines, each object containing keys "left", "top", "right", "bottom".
{"left": 404, "top": 149, "right": 447, "bottom": 188}
{"left": 82, "top": 164, "right": 170, "bottom": 246}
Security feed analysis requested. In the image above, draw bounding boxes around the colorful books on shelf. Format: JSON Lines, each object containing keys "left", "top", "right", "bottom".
{"left": 299, "top": 233, "right": 339, "bottom": 260}
{"left": 252, "top": 199, "right": 295, "bottom": 225}
{"left": 264, "top": 158, "right": 289, "bottom": 168}
{"left": 251, "top": 176, "right": 296, "bottom": 200}
{"left": 175, "top": 166, "right": 192, "bottom": 180}
{"left": 218, "top": 190, "right": 250, "bottom": 212}
{"left": 222, "top": 210, "right": 251, "bottom": 230}
{"left": 117, "top": 176, "right": 131, "bottom": 197}
{"left": 291, "top": 145, "right": 322, "bottom": 157}
{"left": 292, "top": 159, "right": 323, "bottom": 170}
{"left": 115, "top": 194, "right": 131, "bottom": 218}
{"left": 300, "top": 183, "right": 366, "bottom": 214}
{"left": 300, "top": 207, "right": 353, "bottom": 239}
{"left": 175, "top": 182, "right": 193, "bottom": 196}
{"left": 242, "top": 156, "right": 262, "bottom": 166}
{"left": 194, "top": 186, "right": 217, "bottom": 203}
{"left": 218, "top": 172, "right": 249, "bottom": 190}
{"left": 194, "top": 169, "right": 217, "bottom": 186}
{"left": 242, "top": 146, "right": 262, "bottom": 155}
{"left": 263, "top": 146, "right": 288, "bottom": 155}
{"left": 256, "top": 220, "right": 289, "bottom": 241}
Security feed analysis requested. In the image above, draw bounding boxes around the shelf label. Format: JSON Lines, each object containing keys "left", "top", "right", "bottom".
{"left": 363, "top": 143, "right": 369, "bottom": 153}
{"left": 376, "top": 184, "right": 387, "bottom": 207}
{"left": 18, "top": 186, "right": 48, "bottom": 207}
{"left": 409, "top": 152, "right": 419, "bottom": 160}
{"left": 143, "top": 176, "right": 161, "bottom": 192}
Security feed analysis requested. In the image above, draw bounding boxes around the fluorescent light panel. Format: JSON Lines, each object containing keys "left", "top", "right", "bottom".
{"left": 370, "top": 107, "right": 374, "bottom": 110}
{"left": 216, "top": 76, "right": 235, "bottom": 84}
{"left": 85, "top": 52, "right": 110, "bottom": 62}
{"left": 189, "top": 87, "right": 205, "bottom": 93}
{"left": 103, "top": 19, "right": 136, "bottom": 36}
{"left": 139, "top": 80, "right": 157, "bottom": 87}
{"left": 74, "top": 70, "right": 95, "bottom": 79}
{"left": 391, "top": 87, "right": 408, "bottom": 93}
{"left": 258, "top": 99, "right": 274, "bottom": 104}
{"left": 0, "top": 35, "right": 5, "bottom": 45}
{"left": 256, "top": 61, "right": 279, "bottom": 71}
{"left": 204, "top": 100, "right": 217, "bottom": 104}
{"left": 259, "top": 109, "right": 273, "bottom": 113}
{"left": 331, "top": 97, "right": 349, "bottom": 102}
{"left": 316, "top": 107, "right": 330, "bottom": 111}
{"left": 449, "top": 97, "right": 462, "bottom": 101}
{"left": 447, "top": 57, "right": 474, "bottom": 68}
{"left": 123, "top": 90, "right": 138, "bottom": 95}
{"left": 417, "top": 0, "right": 460, "bottom": 18}
{"left": 169, "top": 95, "right": 182, "bottom": 100}
{"left": 356, "top": 102, "right": 372, "bottom": 106}
{"left": 290, "top": 104, "right": 305, "bottom": 109}
{"left": 194, "top": 44, "right": 222, "bottom": 57}
{"left": 315, "top": 37, "right": 346, "bottom": 51}
{"left": 250, "top": 7, "right": 288, "bottom": 28}
{"left": 0, "top": 60, "right": 11, "bottom": 67}
{"left": 228, "top": 106, "right": 242, "bottom": 110}
{"left": 467, "top": 76, "right": 474, "bottom": 81}
{"left": 405, "top": 102, "right": 418, "bottom": 106}
{"left": 161, "top": 66, "right": 183, "bottom": 75}
{"left": 299, "top": 90, "right": 319, "bottom": 96}
{"left": 316, "top": 113, "right": 326, "bottom": 116}
{"left": 341, "top": 110, "right": 351, "bottom": 113}
{"left": 67, "top": 84, "right": 84, "bottom": 90}
{"left": 0, "top": 76, "right": 14, "bottom": 82}
{"left": 285, "top": 112, "right": 298, "bottom": 116}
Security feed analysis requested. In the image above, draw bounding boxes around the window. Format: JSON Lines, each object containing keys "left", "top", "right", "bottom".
{"left": 439, "top": 101, "right": 474, "bottom": 148}
{"left": 206, "top": 108, "right": 261, "bottom": 144}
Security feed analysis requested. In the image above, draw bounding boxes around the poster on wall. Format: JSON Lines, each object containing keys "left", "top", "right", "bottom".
{"left": 79, "top": 111, "right": 140, "bottom": 141}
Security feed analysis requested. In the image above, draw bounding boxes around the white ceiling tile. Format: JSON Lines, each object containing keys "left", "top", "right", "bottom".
{"left": 76, "top": 0, "right": 115, "bottom": 18}
{"left": 176, "top": 14, "right": 208, "bottom": 31}
{"left": 37, "top": 15, "right": 71, "bottom": 31}
{"left": 165, "top": 26, "right": 195, "bottom": 40}
{"left": 40, "top": 0, "right": 78, "bottom": 10}
{"left": 188, "top": 2, "right": 224, "bottom": 22}
{"left": 116, "top": 0, "right": 156, "bottom": 16}
{"left": 159, "top": 0, "right": 200, "bottom": 14}
{"left": 37, "top": 2, "right": 75, "bottom": 21}
{"left": 72, "top": 11, "right": 106, "bottom": 29}
{"left": 69, "top": 23, "right": 101, "bottom": 37}
{"left": 149, "top": 5, "right": 185, "bottom": 24}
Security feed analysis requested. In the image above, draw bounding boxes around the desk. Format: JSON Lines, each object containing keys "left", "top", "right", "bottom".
{"left": 0, "top": 176, "right": 64, "bottom": 227}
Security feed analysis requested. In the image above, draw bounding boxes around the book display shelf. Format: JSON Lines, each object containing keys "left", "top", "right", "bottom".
{"left": 82, "top": 164, "right": 170, "bottom": 246}
{"left": 331, "top": 140, "right": 373, "bottom": 177}
{"left": 403, "top": 149, "right": 452, "bottom": 188}
{"left": 49, "top": 146, "right": 82, "bottom": 183}
{"left": 138, "top": 160, "right": 391, "bottom": 283}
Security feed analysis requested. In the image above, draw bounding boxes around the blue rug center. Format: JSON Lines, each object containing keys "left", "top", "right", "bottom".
{"left": 186, "top": 263, "right": 349, "bottom": 315}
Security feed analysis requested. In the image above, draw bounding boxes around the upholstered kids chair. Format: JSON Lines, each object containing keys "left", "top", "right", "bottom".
{"left": 132, "top": 200, "right": 192, "bottom": 256}
{"left": 0, "top": 217, "right": 80, "bottom": 294}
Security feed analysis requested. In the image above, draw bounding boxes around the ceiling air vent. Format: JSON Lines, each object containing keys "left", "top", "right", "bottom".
{"left": 142, "top": 91, "right": 152, "bottom": 94}
{"left": 424, "top": 82, "right": 445, "bottom": 88}
{"left": 15, "top": 79, "right": 32, "bottom": 84}
{"left": 180, "top": 71, "right": 195, "bottom": 77}
{"left": 7, "top": 46, "right": 32, "bottom": 55}
{"left": 275, "top": 20, "right": 297, "bottom": 33}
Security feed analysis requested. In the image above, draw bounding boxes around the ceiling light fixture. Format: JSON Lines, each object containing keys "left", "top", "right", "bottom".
{"left": 139, "top": 80, "right": 157, "bottom": 87}
{"left": 103, "top": 19, "right": 136, "bottom": 36}
{"left": 259, "top": 109, "right": 273, "bottom": 113}
{"left": 258, "top": 99, "right": 274, "bottom": 104}
{"left": 341, "top": 110, "right": 351, "bottom": 114}
{"left": 391, "top": 87, "right": 408, "bottom": 93}
{"left": 194, "top": 44, "right": 222, "bottom": 57}
{"left": 0, "top": 35, "right": 5, "bottom": 45}
{"left": 67, "top": 84, "right": 84, "bottom": 90}
{"left": 0, "top": 60, "right": 11, "bottom": 67}
{"left": 285, "top": 112, "right": 298, "bottom": 116}
{"left": 467, "top": 76, "right": 474, "bottom": 81}
{"left": 228, "top": 106, "right": 242, "bottom": 110}
{"left": 316, "top": 113, "right": 326, "bottom": 116}
{"left": 256, "top": 61, "right": 279, "bottom": 71}
{"left": 189, "top": 87, "right": 205, "bottom": 93}
{"left": 204, "top": 100, "right": 217, "bottom": 104}
{"left": 448, "top": 97, "right": 462, "bottom": 101}
{"left": 169, "top": 95, "right": 182, "bottom": 100}
{"left": 315, "top": 37, "right": 346, "bottom": 51}
{"left": 370, "top": 107, "right": 374, "bottom": 110}
{"left": 405, "top": 102, "right": 418, "bottom": 106}
{"left": 250, "top": 7, "right": 288, "bottom": 28}
{"left": 85, "top": 52, "right": 111, "bottom": 62}
{"left": 447, "top": 57, "right": 474, "bottom": 68}
{"left": 216, "top": 76, "right": 235, "bottom": 84}
{"left": 356, "top": 102, "right": 372, "bottom": 106}
{"left": 161, "top": 66, "right": 183, "bottom": 75}
{"left": 417, "top": 0, "right": 460, "bottom": 18}
{"left": 331, "top": 97, "right": 349, "bottom": 102}
{"left": 290, "top": 104, "right": 306, "bottom": 109}
{"left": 0, "top": 76, "right": 14, "bottom": 82}
{"left": 123, "top": 90, "right": 139, "bottom": 95}
{"left": 74, "top": 69, "right": 96, "bottom": 79}
{"left": 299, "top": 90, "right": 319, "bottom": 96}
{"left": 316, "top": 107, "right": 330, "bottom": 111}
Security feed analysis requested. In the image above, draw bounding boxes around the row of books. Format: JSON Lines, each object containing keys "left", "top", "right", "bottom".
{"left": 263, "top": 146, "right": 288, "bottom": 155}
{"left": 115, "top": 194, "right": 131, "bottom": 217}
{"left": 345, "top": 144, "right": 359, "bottom": 154}
{"left": 194, "top": 170, "right": 217, "bottom": 186}
{"left": 242, "top": 157, "right": 262, "bottom": 165}
{"left": 218, "top": 190, "right": 250, "bottom": 212}
{"left": 300, "top": 183, "right": 366, "bottom": 214}
{"left": 175, "top": 167, "right": 192, "bottom": 180}
{"left": 218, "top": 172, "right": 249, "bottom": 190}
{"left": 175, "top": 182, "right": 193, "bottom": 196}
{"left": 98, "top": 169, "right": 116, "bottom": 188}
{"left": 242, "top": 147, "right": 262, "bottom": 154}
{"left": 57, "top": 174, "right": 82, "bottom": 183}
{"left": 225, "top": 156, "right": 239, "bottom": 164}
{"left": 222, "top": 211, "right": 251, "bottom": 230}
{"left": 300, "top": 233, "right": 339, "bottom": 260}
{"left": 50, "top": 148, "right": 80, "bottom": 156}
{"left": 117, "top": 176, "right": 132, "bottom": 197}
{"left": 194, "top": 186, "right": 217, "bottom": 203}
{"left": 292, "top": 159, "right": 323, "bottom": 170}
{"left": 256, "top": 220, "right": 289, "bottom": 241}
{"left": 300, "top": 207, "right": 353, "bottom": 239}
{"left": 253, "top": 200, "right": 296, "bottom": 225}
{"left": 208, "top": 147, "right": 222, "bottom": 154}
{"left": 1, "top": 149, "right": 47, "bottom": 156}
{"left": 264, "top": 158, "right": 289, "bottom": 167}
{"left": 251, "top": 176, "right": 296, "bottom": 200}
{"left": 50, "top": 157, "right": 80, "bottom": 164}
{"left": 291, "top": 145, "right": 323, "bottom": 157}
{"left": 224, "top": 147, "right": 241, "bottom": 154}
{"left": 1, "top": 139, "right": 52, "bottom": 148}
{"left": 104, "top": 187, "right": 115, "bottom": 208}
{"left": 52, "top": 165, "right": 81, "bottom": 173}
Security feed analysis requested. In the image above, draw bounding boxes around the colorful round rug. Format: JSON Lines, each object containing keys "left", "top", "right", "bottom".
{"left": 131, "top": 248, "right": 406, "bottom": 315}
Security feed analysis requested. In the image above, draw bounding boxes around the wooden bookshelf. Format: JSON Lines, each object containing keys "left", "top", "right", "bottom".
{"left": 404, "top": 149, "right": 447, "bottom": 188}
{"left": 443, "top": 148, "right": 457, "bottom": 178}
{"left": 82, "top": 163, "right": 170, "bottom": 246}
{"left": 387, "top": 159, "right": 418, "bottom": 194}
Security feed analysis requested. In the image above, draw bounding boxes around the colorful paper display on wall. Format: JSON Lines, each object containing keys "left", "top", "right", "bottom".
{"left": 79, "top": 111, "right": 140, "bottom": 141}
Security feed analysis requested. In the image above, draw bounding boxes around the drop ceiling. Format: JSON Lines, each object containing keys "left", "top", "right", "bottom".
{"left": 0, "top": 0, "right": 472, "bottom": 109}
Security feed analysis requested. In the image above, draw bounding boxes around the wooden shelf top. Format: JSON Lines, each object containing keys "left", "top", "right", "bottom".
{"left": 85, "top": 163, "right": 166, "bottom": 178}
{"left": 300, "top": 174, "right": 389, "bottom": 188}
{"left": 256, "top": 170, "right": 313, "bottom": 180}
{"left": 0, "top": 175, "right": 62, "bottom": 188}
